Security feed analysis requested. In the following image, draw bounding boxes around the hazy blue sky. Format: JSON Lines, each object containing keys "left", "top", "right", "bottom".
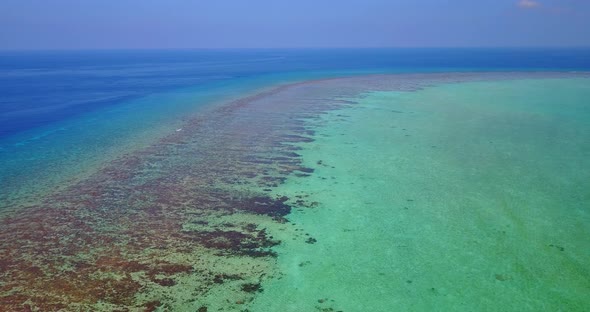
{"left": 1, "top": 0, "right": 589, "bottom": 49}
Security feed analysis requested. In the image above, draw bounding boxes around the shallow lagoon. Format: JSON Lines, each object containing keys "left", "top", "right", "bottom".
{"left": 250, "top": 77, "right": 590, "bottom": 311}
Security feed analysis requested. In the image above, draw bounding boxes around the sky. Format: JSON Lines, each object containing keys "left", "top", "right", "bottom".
{"left": 1, "top": 0, "right": 589, "bottom": 50}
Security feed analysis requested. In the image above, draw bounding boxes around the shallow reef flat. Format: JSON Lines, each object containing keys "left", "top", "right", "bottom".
{"left": 0, "top": 72, "right": 588, "bottom": 311}
{"left": 249, "top": 74, "right": 590, "bottom": 311}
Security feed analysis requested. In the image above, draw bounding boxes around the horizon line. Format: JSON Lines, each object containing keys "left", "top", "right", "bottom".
{"left": 1, "top": 46, "right": 590, "bottom": 52}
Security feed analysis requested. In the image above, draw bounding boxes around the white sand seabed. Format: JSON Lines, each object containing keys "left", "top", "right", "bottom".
{"left": 248, "top": 77, "right": 590, "bottom": 312}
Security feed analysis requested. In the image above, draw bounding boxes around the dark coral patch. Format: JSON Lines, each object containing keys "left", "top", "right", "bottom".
{"left": 297, "top": 167, "right": 314, "bottom": 174}
{"left": 306, "top": 237, "right": 318, "bottom": 244}
{"left": 189, "top": 229, "right": 279, "bottom": 257}
{"left": 241, "top": 283, "right": 263, "bottom": 293}
{"left": 144, "top": 300, "right": 162, "bottom": 312}
{"left": 213, "top": 273, "right": 242, "bottom": 284}
{"left": 231, "top": 196, "right": 292, "bottom": 220}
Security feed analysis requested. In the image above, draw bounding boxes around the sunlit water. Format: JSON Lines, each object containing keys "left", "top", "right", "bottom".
{"left": 250, "top": 77, "right": 590, "bottom": 311}
{"left": 1, "top": 49, "right": 589, "bottom": 311}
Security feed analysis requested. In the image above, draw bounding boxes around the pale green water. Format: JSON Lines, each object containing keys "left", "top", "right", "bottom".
{"left": 250, "top": 78, "right": 590, "bottom": 311}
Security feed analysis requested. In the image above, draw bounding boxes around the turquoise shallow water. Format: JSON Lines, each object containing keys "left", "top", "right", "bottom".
{"left": 249, "top": 77, "right": 590, "bottom": 311}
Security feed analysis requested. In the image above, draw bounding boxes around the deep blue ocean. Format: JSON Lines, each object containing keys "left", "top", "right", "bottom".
{"left": 1, "top": 48, "right": 590, "bottom": 207}
{"left": 3, "top": 48, "right": 590, "bottom": 138}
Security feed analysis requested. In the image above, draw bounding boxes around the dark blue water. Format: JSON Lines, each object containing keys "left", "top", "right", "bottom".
{"left": 2, "top": 48, "right": 590, "bottom": 138}
{"left": 1, "top": 48, "right": 590, "bottom": 208}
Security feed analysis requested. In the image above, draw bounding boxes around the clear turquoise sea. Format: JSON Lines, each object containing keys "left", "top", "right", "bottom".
{"left": 0, "top": 49, "right": 589, "bottom": 311}
{"left": 249, "top": 76, "right": 590, "bottom": 311}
